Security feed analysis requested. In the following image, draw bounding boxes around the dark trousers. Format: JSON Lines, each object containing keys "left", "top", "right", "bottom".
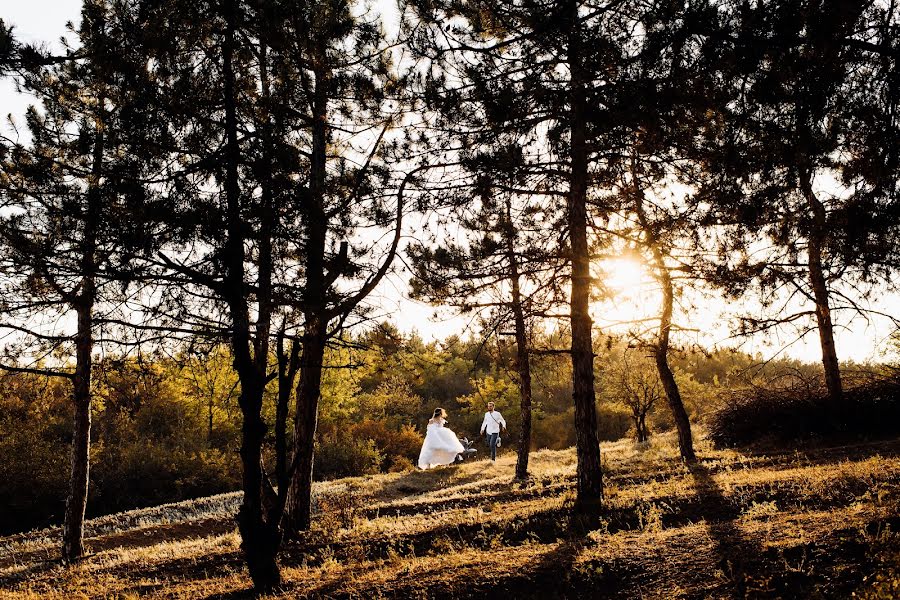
{"left": 487, "top": 432, "right": 499, "bottom": 460}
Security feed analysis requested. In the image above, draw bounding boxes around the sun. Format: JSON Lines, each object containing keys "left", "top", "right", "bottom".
{"left": 592, "top": 257, "right": 656, "bottom": 327}
{"left": 600, "top": 257, "right": 647, "bottom": 292}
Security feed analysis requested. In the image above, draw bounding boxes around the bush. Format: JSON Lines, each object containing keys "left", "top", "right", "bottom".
{"left": 597, "top": 403, "right": 634, "bottom": 442}
{"left": 532, "top": 409, "right": 574, "bottom": 450}
{"left": 348, "top": 419, "right": 421, "bottom": 471}
{"left": 530, "top": 404, "right": 632, "bottom": 450}
{"left": 91, "top": 442, "right": 239, "bottom": 514}
{"left": 0, "top": 374, "right": 72, "bottom": 533}
{"left": 314, "top": 435, "right": 383, "bottom": 480}
{"left": 708, "top": 374, "right": 900, "bottom": 447}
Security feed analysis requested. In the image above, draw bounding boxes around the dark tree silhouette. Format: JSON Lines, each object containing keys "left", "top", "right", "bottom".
{"left": 0, "top": 20, "right": 17, "bottom": 73}
{"left": 0, "top": 0, "right": 160, "bottom": 561}
{"left": 597, "top": 0, "right": 730, "bottom": 463}
{"left": 128, "top": 0, "right": 410, "bottom": 588}
{"left": 405, "top": 0, "right": 673, "bottom": 514}
{"left": 698, "top": 0, "right": 900, "bottom": 404}
{"left": 612, "top": 351, "right": 661, "bottom": 443}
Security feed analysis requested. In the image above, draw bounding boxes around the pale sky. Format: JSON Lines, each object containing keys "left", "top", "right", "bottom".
{"left": 1, "top": 1, "right": 896, "bottom": 365}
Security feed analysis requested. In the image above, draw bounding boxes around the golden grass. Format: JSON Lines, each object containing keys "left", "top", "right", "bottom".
{"left": 2, "top": 433, "right": 900, "bottom": 599}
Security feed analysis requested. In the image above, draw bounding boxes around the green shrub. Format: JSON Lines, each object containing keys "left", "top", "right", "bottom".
{"left": 0, "top": 374, "right": 71, "bottom": 533}
{"left": 597, "top": 403, "right": 633, "bottom": 441}
{"left": 532, "top": 409, "right": 575, "bottom": 450}
{"left": 314, "top": 435, "right": 383, "bottom": 480}
{"left": 91, "top": 442, "right": 239, "bottom": 514}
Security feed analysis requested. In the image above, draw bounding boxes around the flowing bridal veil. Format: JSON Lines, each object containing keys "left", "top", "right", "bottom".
{"left": 418, "top": 414, "right": 465, "bottom": 469}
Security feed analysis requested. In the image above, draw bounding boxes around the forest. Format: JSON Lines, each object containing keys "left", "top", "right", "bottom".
{"left": 0, "top": 0, "right": 899, "bottom": 597}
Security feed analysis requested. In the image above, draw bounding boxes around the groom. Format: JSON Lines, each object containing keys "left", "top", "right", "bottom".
{"left": 479, "top": 402, "right": 507, "bottom": 461}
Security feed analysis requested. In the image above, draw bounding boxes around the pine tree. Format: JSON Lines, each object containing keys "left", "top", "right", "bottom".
{"left": 697, "top": 0, "right": 900, "bottom": 404}
{"left": 405, "top": 0, "right": 678, "bottom": 512}
{"left": 0, "top": 0, "right": 160, "bottom": 561}
{"left": 131, "top": 0, "right": 410, "bottom": 587}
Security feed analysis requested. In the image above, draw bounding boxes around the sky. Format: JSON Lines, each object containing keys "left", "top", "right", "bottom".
{"left": 1, "top": 1, "right": 896, "bottom": 365}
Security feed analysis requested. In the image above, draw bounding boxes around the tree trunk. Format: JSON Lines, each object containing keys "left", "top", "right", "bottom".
{"left": 62, "top": 117, "right": 104, "bottom": 563}
{"left": 632, "top": 171, "right": 696, "bottom": 462}
{"left": 222, "top": 1, "right": 281, "bottom": 589}
{"left": 567, "top": 0, "right": 603, "bottom": 513}
{"left": 501, "top": 195, "right": 533, "bottom": 480}
{"left": 281, "top": 61, "right": 330, "bottom": 536}
{"left": 64, "top": 302, "right": 93, "bottom": 562}
{"left": 636, "top": 414, "right": 648, "bottom": 443}
{"left": 802, "top": 179, "right": 843, "bottom": 404}
{"left": 655, "top": 348, "right": 695, "bottom": 460}
{"left": 275, "top": 327, "right": 300, "bottom": 492}
{"left": 234, "top": 379, "right": 281, "bottom": 591}
{"left": 281, "top": 323, "right": 327, "bottom": 534}
{"left": 653, "top": 274, "right": 695, "bottom": 462}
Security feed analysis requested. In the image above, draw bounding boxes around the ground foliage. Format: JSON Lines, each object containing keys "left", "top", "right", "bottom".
{"left": 709, "top": 371, "right": 900, "bottom": 448}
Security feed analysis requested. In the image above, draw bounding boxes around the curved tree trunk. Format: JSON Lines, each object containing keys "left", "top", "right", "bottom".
{"left": 568, "top": 0, "right": 603, "bottom": 513}
{"left": 631, "top": 170, "right": 696, "bottom": 462}
{"left": 653, "top": 269, "right": 696, "bottom": 462}
{"left": 802, "top": 179, "right": 843, "bottom": 405}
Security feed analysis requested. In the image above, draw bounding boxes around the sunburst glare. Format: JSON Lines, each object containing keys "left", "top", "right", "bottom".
{"left": 592, "top": 257, "right": 656, "bottom": 327}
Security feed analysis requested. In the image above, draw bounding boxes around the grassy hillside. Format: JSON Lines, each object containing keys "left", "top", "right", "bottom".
{"left": 2, "top": 433, "right": 899, "bottom": 599}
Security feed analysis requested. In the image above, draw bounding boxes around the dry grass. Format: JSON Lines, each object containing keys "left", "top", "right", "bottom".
{"left": 2, "top": 432, "right": 900, "bottom": 599}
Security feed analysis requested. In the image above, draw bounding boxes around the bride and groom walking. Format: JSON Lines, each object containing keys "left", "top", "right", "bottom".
{"left": 417, "top": 402, "right": 507, "bottom": 470}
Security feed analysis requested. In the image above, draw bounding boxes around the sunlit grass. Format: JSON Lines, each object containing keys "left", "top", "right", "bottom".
{"left": 3, "top": 432, "right": 899, "bottom": 599}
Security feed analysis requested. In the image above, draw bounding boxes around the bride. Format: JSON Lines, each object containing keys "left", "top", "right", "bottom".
{"left": 418, "top": 408, "right": 466, "bottom": 469}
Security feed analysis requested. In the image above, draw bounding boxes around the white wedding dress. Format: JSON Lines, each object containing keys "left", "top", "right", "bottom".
{"left": 418, "top": 418, "right": 465, "bottom": 469}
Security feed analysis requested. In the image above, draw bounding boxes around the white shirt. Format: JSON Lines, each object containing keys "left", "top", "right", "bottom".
{"left": 480, "top": 410, "right": 506, "bottom": 435}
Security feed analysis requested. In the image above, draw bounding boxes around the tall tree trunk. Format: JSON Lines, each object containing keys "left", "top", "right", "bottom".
{"left": 802, "top": 178, "right": 843, "bottom": 404}
{"left": 567, "top": 0, "right": 603, "bottom": 513}
{"left": 654, "top": 344, "right": 695, "bottom": 461}
{"left": 281, "top": 323, "right": 327, "bottom": 534}
{"left": 281, "top": 62, "right": 330, "bottom": 536}
{"left": 503, "top": 195, "right": 533, "bottom": 481}
{"left": 62, "top": 118, "right": 103, "bottom": 563}
{"left": 222, "top": 1, "right": 281, "bottom": 590}
{"left": 631, "top": 170, "right": 696, "bottom": 461}
{"left": 65, "top": 304, "right": 93, "bottom": 562}
{"left": 275, "top": 326, "right": 300, "bottom": 492}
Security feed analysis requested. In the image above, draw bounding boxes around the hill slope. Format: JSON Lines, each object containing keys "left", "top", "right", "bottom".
{"left": 2, "top": 434, "right": 900, "bottom": 599}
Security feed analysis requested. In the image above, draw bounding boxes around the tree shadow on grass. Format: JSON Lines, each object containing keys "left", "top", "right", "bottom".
{"left": 689, "top": 461, "right": 764, "bottom": 599}
{"left": 289, "top": 536, "right": 589, "bottom": 600}
{"left": 488, "top": 538, "right": 591, "bottom": 599}
{"left": 374, "top": 459, "right": 505, "bottom": 504}
{"left": 0, "top": 557, "right": 63, "bottom": 588}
